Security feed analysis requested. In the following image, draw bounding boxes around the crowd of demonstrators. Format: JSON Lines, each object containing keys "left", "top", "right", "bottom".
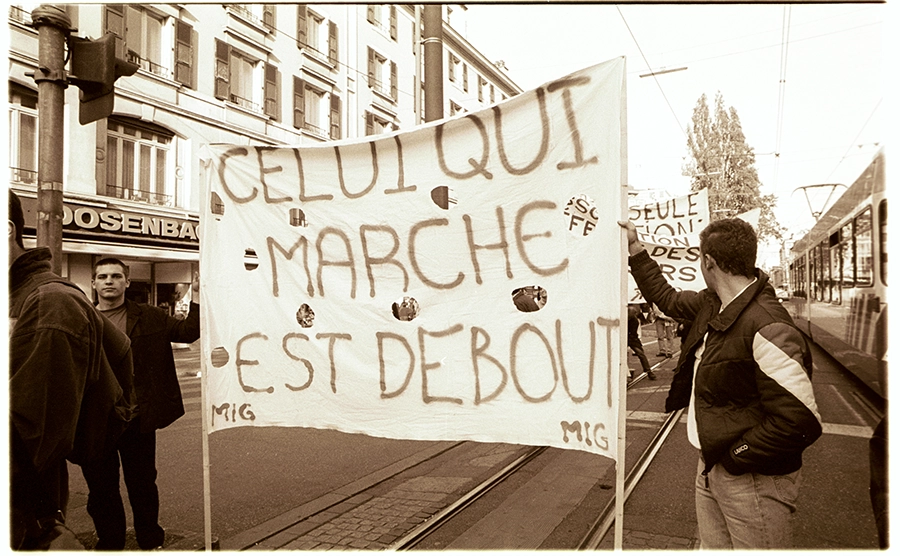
{"left": 620, "top": 217, "right": 822, "bottom": 549}
{"left": 80, "top": 258, "right": 200, "bottom": 550}
{"left": 8, "top": 191, "right": 133, "bottom": 549}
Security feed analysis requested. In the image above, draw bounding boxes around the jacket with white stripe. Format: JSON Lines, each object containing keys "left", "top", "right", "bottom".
{"left": 629, "top": 249, "right": 823, "bottom": 476}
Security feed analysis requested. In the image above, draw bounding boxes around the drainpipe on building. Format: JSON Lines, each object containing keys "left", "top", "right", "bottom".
{"left": 423, "top": 4, "right": 443, "bottom": 123}
{"left": 29, "top": 5, "right": 71, "bottom": 275}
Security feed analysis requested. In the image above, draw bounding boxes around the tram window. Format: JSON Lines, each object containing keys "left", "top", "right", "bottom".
{"left": 855, "top": 208, "right": 873, "bottom": 287}
{"left": 840, "top": 222, "right": 854, "bottom": 289}
{"left": 821, "top": 240, "right": 832, "bottom": 303}
{"left": 879, "top": 200, "right": 887, "bottom": 286}
{"left": 830, "top": 244, "right": 842, "bottom": 304}
{"left": 798, "top": 254, "right": 807, "bottom": 298}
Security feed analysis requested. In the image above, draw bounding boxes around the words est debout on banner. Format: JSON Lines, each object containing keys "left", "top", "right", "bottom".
{"left": 198, "top": 57, "right": 627, "bottom": 459}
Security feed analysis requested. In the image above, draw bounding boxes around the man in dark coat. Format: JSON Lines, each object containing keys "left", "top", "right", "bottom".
{"left": 9, "top": 191, "right": 133, "bottom": 549}
{"left": 619, "top": 217, "right": 822, "bottom": 549}
{"left": 80, "top": 257, "right": 200, "bottom": 550}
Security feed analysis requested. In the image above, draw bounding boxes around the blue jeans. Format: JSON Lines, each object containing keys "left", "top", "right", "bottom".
{"left": 694, "top": 457, "right": 800, "bottom": 549}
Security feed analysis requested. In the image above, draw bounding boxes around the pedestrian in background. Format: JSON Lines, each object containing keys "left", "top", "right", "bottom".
{"left": 627, "top": 304, "right": 656, "bottom": 380}
{"left": 619, "top": 217, "right": 822, "bottom": 549}
{"left": 80, "top": 257, "right": 200, "bottom": 550}
{"left": 652, "top": 303, "right": 677, "bottom": 358}
{"left": 9, "top": 191, "right": 132, "bottom": 549}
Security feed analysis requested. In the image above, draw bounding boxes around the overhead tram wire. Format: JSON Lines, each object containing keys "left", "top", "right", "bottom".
{"left": 825, "top": 98, "right": 882, "bottom": 182}
{"left": 616, "top": 6, "right": 686, "bottom": 139}
{"left": 773, "top": 5, "right": 791, "bottom": 187}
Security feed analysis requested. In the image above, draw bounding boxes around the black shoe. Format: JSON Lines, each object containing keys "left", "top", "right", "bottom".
{"left": 656, "top": 353, "right": 665, "bottom": 357}
{"left": 647, "top": 371, "right": 657, "bottom": 380}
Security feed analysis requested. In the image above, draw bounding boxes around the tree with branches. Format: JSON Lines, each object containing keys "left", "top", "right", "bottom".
{"left": 682, "top": 92, "right": 784, "bottom": 242}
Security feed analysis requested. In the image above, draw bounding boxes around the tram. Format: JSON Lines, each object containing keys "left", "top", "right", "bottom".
{"left": 785, "top": 149, "right": 887, "bottom": 398}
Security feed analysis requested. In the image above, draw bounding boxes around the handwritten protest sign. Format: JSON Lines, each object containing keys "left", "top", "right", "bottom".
{"left": 627, "top": 190, "right": 709, "bottom": 301}
{"left": 198, "top": 58, "right": 626, "bottom": 458}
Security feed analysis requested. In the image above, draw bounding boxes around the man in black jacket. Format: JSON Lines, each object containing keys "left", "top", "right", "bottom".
{"left": 81, "top": 257, "right": 200, "bottom": 550}
{"left": 619, "top": 218, "right": 822, "bottom": 549}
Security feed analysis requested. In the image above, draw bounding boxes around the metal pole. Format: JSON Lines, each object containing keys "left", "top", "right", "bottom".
{"left": 30, "top": 5, "right": 71, "bottom": 276}
{"left": 422, "top": 4, "right": 443, "bottom": 123}
{"left": 413, "top": 5, "right": 422, "bottom": 126}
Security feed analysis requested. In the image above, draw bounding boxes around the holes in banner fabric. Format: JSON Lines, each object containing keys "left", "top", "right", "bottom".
{"left": 289, "top": 208, "right": 308, "bottom": 227}
{"left": 431, "top": 186, "right": 457, "bottom": 210}
{"left": 211, "top": 347, "right": 230, "bottom": 368}
{"left": 392, "top": 296, "right": 420, "bottom": 321}
{"left": 563, "top": 194, "right": 598, "bottom": 237}
{"left": 296, "top": 303, "right": 315, "bottom": 328}
{"left": 244, "top": 248, "right": 259, "bottom": 271}
{"left": 211, "top": 192, "right": 225, "bottom": 218}
{"left": 512, "top": 286, "right": 547, "bottom": 312}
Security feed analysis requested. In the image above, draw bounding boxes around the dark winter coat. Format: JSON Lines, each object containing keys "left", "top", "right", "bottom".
{"left": 629, "top": 249, "right": 822, "bottom": 476}
{"left": 124, "top": 298, "right": 200, "bottom": 432}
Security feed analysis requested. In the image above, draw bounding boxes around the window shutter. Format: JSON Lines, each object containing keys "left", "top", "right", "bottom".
{"left": 293, "top": 77, "right": 305, "bottom": 129}
{"left": 106, "top": 4, "right": 124, "bottom": 37}
{"left": 214, "top": 40, "right": 230, "bottom": 101}
{"left": 328, "top": 21, "right": 338, "bottom": 64}
{"left": 296, "top": 5, "right": 307, "bottom": 48}
{"left": 330, "top": 94, "right": 342, "bottom": 140}
{"left": 366, "top": 5, "right": 375, "bottom": 24}
{"left": 365, "top": 112, "right": 374, "bottom": 136}
{"left": 389, "top": 6, "right": 397, "bottom": 40}
{"left": 462, "top": 64, "right": 468, "bottom": 92}
{"left": 174, "top": 19, "right": 194, "bottom": 88}
{"left": 367, "top": 48, "right": 375, "bottom": 88}
{"left": 390, "top": 61, "right": 397, "bottom": 101}
{"left": 263, "top": 5, "right": 275, "bottom": 31}
{"left": 447, "top": 55, "right": 453, "bottom": 81}
{"left": 264, "top": 63, "right": 279, "bottom": 119}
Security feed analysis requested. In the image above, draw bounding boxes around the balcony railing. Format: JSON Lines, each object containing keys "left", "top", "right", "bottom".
{"left": 302, "top": 121, "right": 327, "bottom": 138}
{"left": 127, "top": 51, "right": 173, "bottom": 80}
{"left": 9, "top": 5, "right": 32, "bottom": 25}
{"left": 106, "top": 185, "right": 173, "bottom": 207}
{"left": 11, "top": 167, "right": 37, "bottom": 185}
{"left": 229, "top": 93, "right": 262, "bottom": 113}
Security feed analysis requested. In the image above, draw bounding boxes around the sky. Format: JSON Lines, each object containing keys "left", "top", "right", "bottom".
{"left": 461, "top": 2, "right": 888, "bottom": 267}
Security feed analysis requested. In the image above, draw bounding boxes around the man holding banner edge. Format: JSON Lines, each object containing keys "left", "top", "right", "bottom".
{"left": 618, "top": 217, "right": 822, "bottom": 548}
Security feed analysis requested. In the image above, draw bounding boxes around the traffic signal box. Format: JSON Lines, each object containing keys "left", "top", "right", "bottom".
{"left": 69, "top": 33, "right": 138, "bottom": 125}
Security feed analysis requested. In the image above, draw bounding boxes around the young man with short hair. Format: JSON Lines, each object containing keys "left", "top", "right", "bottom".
{"left": 81, "top": 257, "right": 200, "bottom": 550}
{"left": 619, "top": 217, "right": 822, "bottom": 549}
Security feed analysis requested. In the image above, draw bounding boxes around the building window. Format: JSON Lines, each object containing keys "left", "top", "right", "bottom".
{"left": 297, "top": 6, "right": 337, "bottom": 64}
{"left": 8, "top": 83, "right": 38, "bottom": 185}
{"left": 367, "top": 4, "right": 397, "bottom": 40}
{"left": 477, "top": 76, "right": 486, "bottom": 103}
{"left": 462, "top": 64, "right": 468, "bottom": 92}
{"left": 229, "top": 4, "right": 275, "bottom": 32}
{"left": 106, "top": 118, "right": 174, "bottom": 207}
{"left": 365, "top": 111, "right": 396, "bottom": 136}
{"left": 367, "top": 47, "right": 397, "bottom": 101}
{"left": 490, "top": 84, "right": 495, "bottom": 104}
{"left": 293, "top": 77, "right": 341, "bottom": 140}
{"left": 449, "top": 100, "right": 464, "bottom": 117}
{"left": 124, "top": 6, "right": 167, "bottom": 78}
{"left": 448, "top": 54, "right": 460, "bottom": 83}
{"left": 105, "top": 5, "right": 194, "bottom": 87}
{"left": 215, "top": 40, "right": 278, "bottom": 118}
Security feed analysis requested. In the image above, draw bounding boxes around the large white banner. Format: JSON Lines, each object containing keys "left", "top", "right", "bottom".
{"left": 198, "top": 58, "right": 626, "bottom": 458}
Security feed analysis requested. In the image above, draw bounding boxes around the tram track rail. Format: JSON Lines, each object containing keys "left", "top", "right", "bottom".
{"left": 390, "top": 356, "right": 678, "bottom": 550}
